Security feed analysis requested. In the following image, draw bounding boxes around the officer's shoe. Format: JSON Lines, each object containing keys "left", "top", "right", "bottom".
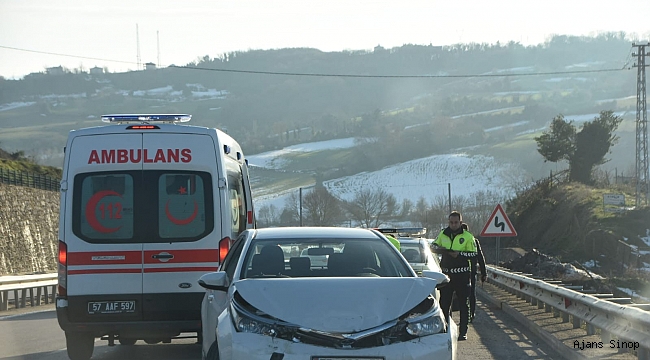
{"left": 458, "top": 334, "right": 467, "bottom": 341}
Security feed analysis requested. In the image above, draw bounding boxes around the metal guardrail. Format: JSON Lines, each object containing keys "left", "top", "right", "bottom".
{"left": 0, "top": 274, "right": 58, "bottom": 311}
{"left": 487, "top": 265, "right": 650, "bottom": 360}
{"left": 0, "top": 168, "right": 60, "bottom": 192}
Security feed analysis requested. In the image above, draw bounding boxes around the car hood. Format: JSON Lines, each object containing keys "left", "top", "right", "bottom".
{"left": 233, "top": 277, "right": 438, "bottom": 333}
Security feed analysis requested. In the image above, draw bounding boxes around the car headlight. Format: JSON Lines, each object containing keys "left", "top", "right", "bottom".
{"left": 229, "top": 299, "right": 297, "bottom": 337}
{"left": 230, "top": 302, "right": 273, "bottom": 335}
{"left": 405, "top": 309, "right": 446, "bottom": 336}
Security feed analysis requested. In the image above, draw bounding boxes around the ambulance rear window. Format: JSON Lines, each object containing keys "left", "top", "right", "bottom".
{"left": 159, "top": 173, "right": 206, "bottom": 238}
{"left": 78, "top": 174, "right": 134, "bottom": 240}
{"left": 72, "top": 170, "right": 213, "bottom": 244}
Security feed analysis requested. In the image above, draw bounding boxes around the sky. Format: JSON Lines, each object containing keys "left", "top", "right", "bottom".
{"left": 1, "top": 0, "right": 650, "bottom": 80}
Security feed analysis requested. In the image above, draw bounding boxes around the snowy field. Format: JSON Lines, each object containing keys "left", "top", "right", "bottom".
{"left": 251, "top": 139, "right": 527, "bottom": 212}
{"left": 247, "top": 137, "right": 363, "bottom": 169}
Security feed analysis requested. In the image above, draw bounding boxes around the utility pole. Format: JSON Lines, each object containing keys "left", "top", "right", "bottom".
{"left": 136, "top": 24, "right": 142, "bottom": 70}
{"left": 299, "top": 184, "right": 315, "bottom": 227}
{"left": 447, "top": 183, "right": 452, "bottom": 214}
{"left": 157, "top": 30, "right": 160, "bottom": 68}
{"left": 633, "top": 43, "right": 649, "bottom": 207}
{"left": 299, "top": 187, "right": 303, "bottom": 227}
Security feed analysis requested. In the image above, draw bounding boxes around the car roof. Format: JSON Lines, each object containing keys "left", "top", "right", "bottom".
{"left": 252, "top": 226, "right": 381, "bottom": 240}
{"left": 397, "top": 238, "right": 427, "bottom": 244}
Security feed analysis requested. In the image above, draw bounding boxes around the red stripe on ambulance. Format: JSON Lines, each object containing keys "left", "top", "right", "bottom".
{"left": 68, "top": 268, "right": 142, "bottom": 275}
{"left": 144, "top": 267, "right": 218, "bottom": 273}
{"left": 68, "top": 251, "right": 142, "bottom": 265}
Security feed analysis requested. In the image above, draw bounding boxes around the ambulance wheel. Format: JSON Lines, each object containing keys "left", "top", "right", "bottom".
{"left": 119, "top": 337, "right": 137, "bottom": 345}
{"left": 65, "top": 332, "right": 94, "bottom": 360}
{"left": 206, "top": 341, "right": 220, "bottom": 360}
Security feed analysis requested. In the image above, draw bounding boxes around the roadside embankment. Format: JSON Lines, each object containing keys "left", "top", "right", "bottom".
{"left": 0, "top": 183, "right": 58, "bottom": 275}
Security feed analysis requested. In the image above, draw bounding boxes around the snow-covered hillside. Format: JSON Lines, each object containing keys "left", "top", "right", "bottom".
{"left": 324, "top": 153, "right": 526, "bottom": 203}
{"left": 251, "top": 139, "right": 527, "bottom": 212}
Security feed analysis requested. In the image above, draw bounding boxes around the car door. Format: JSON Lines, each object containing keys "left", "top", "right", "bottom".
{"left": 64, "top": 133, "right": 144, "bottom": 322}
{"left": 201, "top": 233, "right": 247, "bottom": 347}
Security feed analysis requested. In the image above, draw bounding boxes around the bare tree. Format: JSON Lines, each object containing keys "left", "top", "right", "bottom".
{"left": 258, "top": 205, "right": 272, "bottom": 227}
{"left": 279, "top": 192, "right": 300, "bottom": 226}
{"left": 302, "top": 187, "right": 342, "bottom": 226}
{"left": 346, "top": 188, "right": 397, "bottom": 228}
{"left": 399, "top": 198, "right": 413, "bottom": 218}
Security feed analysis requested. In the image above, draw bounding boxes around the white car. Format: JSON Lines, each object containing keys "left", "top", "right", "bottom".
{"left": 198, "top": 227, "right": 456, "bottom": 360}
{"left": 398, "top": 238, "right": 443, "bottom": 301}
{"left": 300, "top": 247, "right": 330, "bottom": 267}
{"left": 398, "top": 238, "right": 443, "bottom": 275}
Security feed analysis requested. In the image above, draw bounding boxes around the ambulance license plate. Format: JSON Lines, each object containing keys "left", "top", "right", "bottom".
{"left": 312, "top": 358, "right": 384, "bottom": 360}
{"left": 87, "top": 301, "right": 135, "bottom": 314}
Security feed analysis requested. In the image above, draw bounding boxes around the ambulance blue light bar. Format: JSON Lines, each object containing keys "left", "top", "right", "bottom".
{"left": 101, "top": 114, "right": 192, "bottom": 123}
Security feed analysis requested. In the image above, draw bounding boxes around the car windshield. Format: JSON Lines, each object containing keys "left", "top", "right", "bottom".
{"left": 400, "top": 243, "right": 426, "bottom": 263}
{"left": 240, "top": 238, "right": 413, "bottom": 278}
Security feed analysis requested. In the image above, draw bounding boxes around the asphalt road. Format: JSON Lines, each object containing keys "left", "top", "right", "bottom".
{"left": 1, "top": 293, "right": 563, "bottom": 360}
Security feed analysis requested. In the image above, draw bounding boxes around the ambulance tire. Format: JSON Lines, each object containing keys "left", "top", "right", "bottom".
{"left": 119, "top": 337, "right": 137, "bottom": 346}
{"left": 206, "top": 341, "right": 220, "bottom": 360}
{"left": 65, "top": 332, "right": 94, "bottom": 360}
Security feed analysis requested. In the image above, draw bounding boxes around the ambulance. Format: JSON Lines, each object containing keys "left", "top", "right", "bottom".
{"left": 55, "top": 114, "right": 255, "bottom": 360}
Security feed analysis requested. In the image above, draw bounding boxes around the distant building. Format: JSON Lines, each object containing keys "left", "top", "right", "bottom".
{"left": 89, "top": 66, "right": 104, "bottom": 75}
{"left": 145, "top": 62, "right": 156, "bottom": 70}
{"left": 46, "top": 66, "right": 64, "bottom": 75}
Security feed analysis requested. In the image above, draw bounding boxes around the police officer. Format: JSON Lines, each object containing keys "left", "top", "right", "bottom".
{"left": 462, "top": 223, "right": 487, "bottom": 322}
{"left": 385, "top": 233, "right": 401, "bottom": 251}
{"left": 432, "top": 211, "right": 478, "bottom": 341}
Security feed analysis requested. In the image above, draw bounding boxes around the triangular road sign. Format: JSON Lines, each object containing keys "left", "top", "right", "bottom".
{"left": 480, "top": 204, "right": 517, "bottom": 237}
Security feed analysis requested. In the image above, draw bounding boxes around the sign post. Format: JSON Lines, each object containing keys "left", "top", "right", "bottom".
{"left": 480, "top": 204, "right": 517, "bottom": 264}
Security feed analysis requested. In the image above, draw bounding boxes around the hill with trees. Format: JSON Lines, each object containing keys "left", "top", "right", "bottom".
{"left": 0, "top": 32, "right": 638, "bottom": 183}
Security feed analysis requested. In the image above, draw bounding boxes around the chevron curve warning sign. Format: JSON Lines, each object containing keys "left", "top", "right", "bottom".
{"left": 480, "top": 204, "right": 517, "bottom": 237}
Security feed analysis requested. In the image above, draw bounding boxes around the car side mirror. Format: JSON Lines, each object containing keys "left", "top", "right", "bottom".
{"left": 198, "top": 271, "right": 230, "bottom": 291}
{"left": 422, "top": 270, "right": 449, "bottom": 288}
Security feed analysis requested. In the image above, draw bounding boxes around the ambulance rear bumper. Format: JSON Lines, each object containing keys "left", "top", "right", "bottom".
{"left": 56, "top": 297, "right": 201, "bottom": 338}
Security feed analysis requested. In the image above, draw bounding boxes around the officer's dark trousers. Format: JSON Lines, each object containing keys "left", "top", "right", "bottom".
{"left": 469, "top": 271, "right": 477, "bottom": 317}
{"left": 440, "top": 272, "right": 471, "bottom": 336}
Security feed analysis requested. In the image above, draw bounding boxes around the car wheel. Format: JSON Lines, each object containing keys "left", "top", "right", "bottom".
{"left": 206, "top": 341, "right": 220, "bottom": 360}
{"left": 65, "top": 332, "right": 94, "bottom": 360}
{"left": 119, "top": 337, "right": 137, "bottom": 345}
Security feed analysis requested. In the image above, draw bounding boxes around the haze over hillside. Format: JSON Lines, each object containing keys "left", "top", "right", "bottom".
{"left": 0, "top": 33, "right": 643, "bottom": 211}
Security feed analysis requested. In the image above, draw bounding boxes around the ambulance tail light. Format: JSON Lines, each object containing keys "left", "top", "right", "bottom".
{"left": 58, "top": 241, "right": 67, "bottom": 297}
{"left": 219, "top": 237, "right": 231, "bottom": 264}
{"left": 247, "top": 211, "right": 253, "bottom": 225}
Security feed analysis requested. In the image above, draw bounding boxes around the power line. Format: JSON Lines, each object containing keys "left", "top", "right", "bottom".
{"left": 0, "top": 45, "right": 136, "bottom": 65}
{"left": 170, "top": 65, "right": 625, "bottom": 78}
{"left": 1, "top": 44, "right": 629, "bottom": 79}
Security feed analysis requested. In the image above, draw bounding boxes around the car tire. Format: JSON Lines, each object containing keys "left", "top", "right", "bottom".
{"left": 119, "top": 337, "right": 137, "bottom": 346}
{"left": 65, "top": 332, "right": 94, "bottom": 360}
{"left": 206, "top": 341, "right": 220, "bottom": 360}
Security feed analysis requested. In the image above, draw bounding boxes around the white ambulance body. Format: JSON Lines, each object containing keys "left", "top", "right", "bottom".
{"left": 56, "top": 114, "right": 254, "bottom": 360}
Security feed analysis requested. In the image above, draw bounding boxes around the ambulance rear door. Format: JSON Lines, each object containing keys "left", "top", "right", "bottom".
{"left": 64, "top": 133, "right": 144, "bottom": 323}
{"left": 141, "top": 133, "right": 222, "bottom": 322}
